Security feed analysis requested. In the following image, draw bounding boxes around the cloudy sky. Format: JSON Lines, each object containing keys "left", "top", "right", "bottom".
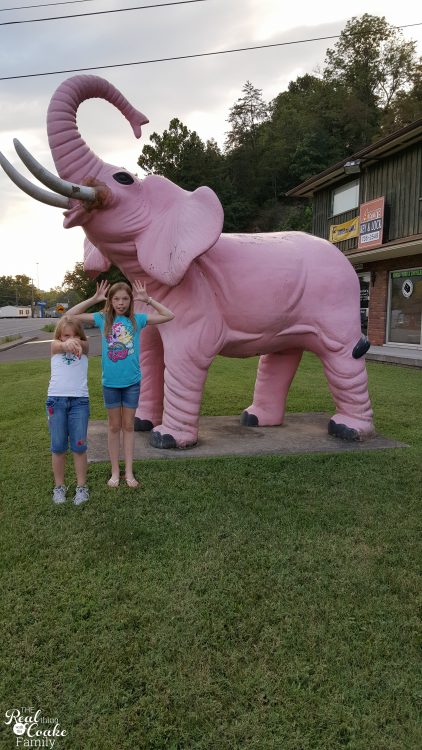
{"left": 0, "top": 0, "right": 421, "bottom": 291}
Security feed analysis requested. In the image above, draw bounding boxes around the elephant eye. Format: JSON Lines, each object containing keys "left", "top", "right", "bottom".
{"left": 113, "top": 172, "right": 134, "bottom": 185}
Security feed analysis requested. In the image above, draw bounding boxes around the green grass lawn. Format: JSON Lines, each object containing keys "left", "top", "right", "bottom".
{"left": 0, "top": 354, "right": 421, "bottom": 750}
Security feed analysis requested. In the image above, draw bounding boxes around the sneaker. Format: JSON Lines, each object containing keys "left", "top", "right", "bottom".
{"left": 73, "top": 485, "right": 89, "bottom": 506}
{"left": 52, "top": 485, "right": 67, "bottom": 504}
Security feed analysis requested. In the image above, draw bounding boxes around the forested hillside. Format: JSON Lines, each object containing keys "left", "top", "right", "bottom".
{"left": 138, "top": 14, "right": 422, "bottom": 233}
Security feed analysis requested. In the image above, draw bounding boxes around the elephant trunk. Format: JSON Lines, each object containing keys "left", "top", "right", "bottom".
{"left": 47, "top": 74, "right": 149, "bottom": 183}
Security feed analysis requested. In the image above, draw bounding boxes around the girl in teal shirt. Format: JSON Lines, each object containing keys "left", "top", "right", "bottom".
{"left": 68, "top": 280, "right": 174, "bottom": 488}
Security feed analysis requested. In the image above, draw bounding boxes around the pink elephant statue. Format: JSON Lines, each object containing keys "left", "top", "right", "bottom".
{"left": 0, "top": 74, "right": 374, "bottom": 447}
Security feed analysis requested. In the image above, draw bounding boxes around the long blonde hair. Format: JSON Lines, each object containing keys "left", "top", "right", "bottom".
{"left": 54, "top": 315, "right": 87, "bottom": 341}
{"left": 103, "top": 282, "right": 137, "bottom": 337}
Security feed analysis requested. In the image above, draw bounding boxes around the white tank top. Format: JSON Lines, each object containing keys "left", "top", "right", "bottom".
{"left": 47, "top": 353, "right": 89, "bottom": 397}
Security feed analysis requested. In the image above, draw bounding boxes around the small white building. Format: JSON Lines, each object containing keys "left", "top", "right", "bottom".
{"left": 0, "top": 305, "right": 32, "bottom": 318}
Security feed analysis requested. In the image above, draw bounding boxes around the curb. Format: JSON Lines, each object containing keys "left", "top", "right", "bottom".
{"left": 0, "top": 335, "right": 39, "bottom": 352}
{"left": 366, "top": 353, "right": 422, "bottom": 368}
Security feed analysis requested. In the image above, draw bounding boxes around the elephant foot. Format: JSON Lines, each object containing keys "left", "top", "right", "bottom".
{"left": 328, "top": 419, "right": 359, "bottom": 441}
{"left": 240, "top": 410, "right": 259, "bottom": 426}
{"left": 149, "top": 431, "right": 178, "bottom": 449}
{"left": 149, "top": 425, "right": 198, "bottom": 450}
{"left": 134, "top": 418, "right": 154, "bottom": 432}
{"left": 240, "top": 406, "right": 283, "bottom": 427}
{"left": 328, "top": 415, "right": 375, "bottom": 442}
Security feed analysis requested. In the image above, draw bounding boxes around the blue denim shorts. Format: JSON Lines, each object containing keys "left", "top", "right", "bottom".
{"left": 46, "top": 396, "right": 90, "bottom": 454}
{"left": 102, "top": 382, "right": 141, "bottom": 410}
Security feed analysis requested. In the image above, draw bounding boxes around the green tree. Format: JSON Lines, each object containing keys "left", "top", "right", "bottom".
{"left": 138, "top": 118, "right": 233, "bottom": 204}
{"left": 138, "top": 118, "right": 209, "bottom": 190}
{"left": 62, "top": 263, "right": 126, "bottom": 302}
{"left": 138, "top": 117, "right": 252, "bottom": 231}
{"left": 323, "top": 14, "right": 419, "bottom": 146}
{"left": 63, "top": 263, "right": 97, "bottom": 301}
{"left": 223, "top": 82, "right": 270, "bottom": 227}
{"left": 0, "top": 275, "right": 39, "bottom": 307}
{"left": 261, "top": 15, "right": 420, "bottom": 198}
{"left": 262, "top": 75, "right": 346, "bottom": 195}
{"left": 380, "top": 61, "right": 422, "bottom": 131}
{"left": 225, "top": 81, "right": 268, "bottom": 150}
{"left": 42, "top": 287, "right": 69, "bottom": 309}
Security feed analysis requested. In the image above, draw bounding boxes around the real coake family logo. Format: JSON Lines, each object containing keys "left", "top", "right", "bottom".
{"left": 4, "top": 708, "right": 67, "bottom": 748}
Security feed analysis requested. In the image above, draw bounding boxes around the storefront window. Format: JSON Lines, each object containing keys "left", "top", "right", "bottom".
{"left": 388, "top": 269, "right": 422, "bottom": 345}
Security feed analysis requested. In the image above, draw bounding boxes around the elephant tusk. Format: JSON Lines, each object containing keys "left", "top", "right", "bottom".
{"left": 0, "top": 151, "right": 70, "bottom": 209}
{"left": 13, "top": 138, "right": 97, "bottom": 202}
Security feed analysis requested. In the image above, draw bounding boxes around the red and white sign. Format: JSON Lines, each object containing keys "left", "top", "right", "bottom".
{"left": 358, "top": 197, "right": 385, "bottom": 250}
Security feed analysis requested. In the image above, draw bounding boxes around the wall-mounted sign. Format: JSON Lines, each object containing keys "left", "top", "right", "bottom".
{"left": 329, "top": 217, "right": 359, "bottom": 244}
{"left": 358, "top": 197, "right": 385, "bottom": 250}
{"left": 401, "top": 279, "right": 413, "bottom": 298}
{"left": 392, "top": 269, "right": 422, "bottom": 279}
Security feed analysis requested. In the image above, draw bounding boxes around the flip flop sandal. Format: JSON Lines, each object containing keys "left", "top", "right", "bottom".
{"left": 125, "top": 477, "right": 141, "bottom": 488}
{"left": 107, "top": 477, "right": 120, "bottom": 488}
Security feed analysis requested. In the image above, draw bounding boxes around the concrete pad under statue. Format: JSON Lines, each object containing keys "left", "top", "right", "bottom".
{"left": 87, "top": 414, "right": 407, "bottom": 462}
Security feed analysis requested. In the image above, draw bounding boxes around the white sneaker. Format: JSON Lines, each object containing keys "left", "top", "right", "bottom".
{"left": 52, "top": 485, "right": 67, "bottom": 504}
{"left": 73, "top": 486, "right": 89, "bottom": 506}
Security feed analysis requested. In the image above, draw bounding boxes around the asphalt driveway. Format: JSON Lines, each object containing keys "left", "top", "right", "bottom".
{"left": 0, "top": 323, "right": 101, "bottom": 362}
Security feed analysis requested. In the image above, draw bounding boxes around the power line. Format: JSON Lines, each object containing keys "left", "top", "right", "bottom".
{"left": 0, "top": 23, "right": 421, "bottom": 81}
{"left": 0, "top": 0, "right": 207, "bottom": 26}
{"left": 0, "top": 36, "right": 337, "bottom": 80}
{"left": 0, "top": 0, "right": 98, "bottom": 12}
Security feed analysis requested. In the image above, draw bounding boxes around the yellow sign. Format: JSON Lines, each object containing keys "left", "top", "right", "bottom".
{"left": 329, "top": 217, "right": 359, "bottom": 244}
{"left": 56, "top": 304, "right": 65, "bottom": 314}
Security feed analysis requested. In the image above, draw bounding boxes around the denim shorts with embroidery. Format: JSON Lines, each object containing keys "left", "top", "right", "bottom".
{"left": 46, "top": 396, "right": 90, "bottom": 454}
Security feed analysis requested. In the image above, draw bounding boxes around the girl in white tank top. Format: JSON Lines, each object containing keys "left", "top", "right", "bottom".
{"left": 46, "top": 316, "right": 90, "bottom": 505}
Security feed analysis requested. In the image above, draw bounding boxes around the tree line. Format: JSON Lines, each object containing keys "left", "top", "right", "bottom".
{"left": 138, "top": 14, "right": 422, "bottom": 234}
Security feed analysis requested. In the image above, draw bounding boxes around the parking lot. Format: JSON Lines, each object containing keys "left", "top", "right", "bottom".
{"left": 0, "top": 319, "right": 101, "bottom": 361}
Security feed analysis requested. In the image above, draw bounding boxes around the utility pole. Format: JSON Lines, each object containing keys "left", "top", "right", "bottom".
{"left": 31, "top": 278, "right": 35, "bottom": 318}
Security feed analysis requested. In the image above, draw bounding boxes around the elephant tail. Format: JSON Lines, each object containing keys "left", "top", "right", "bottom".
{"left": 352, "top": 336, "right": 371, "bottom": 359}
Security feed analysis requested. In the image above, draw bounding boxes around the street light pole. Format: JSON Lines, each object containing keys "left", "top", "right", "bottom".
{"left": 31, "top": 278, "right": 34, "bottom": 318}
{"left": 36, "top": 262, "right": 39, "bottom": 290}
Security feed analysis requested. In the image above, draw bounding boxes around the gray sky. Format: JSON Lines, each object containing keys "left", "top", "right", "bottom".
{"left": 1, "top": 0, "right": 421, "bottom": 290}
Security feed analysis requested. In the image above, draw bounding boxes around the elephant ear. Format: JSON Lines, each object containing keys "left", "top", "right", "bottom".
{"left": 136, "top": 175, "right": 224, "bottom": 286}
{"left": 83, "top": 237, "right": 111, "bottom": 279}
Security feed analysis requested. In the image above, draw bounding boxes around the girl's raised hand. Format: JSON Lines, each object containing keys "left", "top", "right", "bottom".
{"left": 63, "top": 338, "right": 83, "bottom": 358}
{"left": 132, "top": 280, "right": 149, "bottom": 302}
{"left": 95, "top": 280, "right": 110, "bottom": 302}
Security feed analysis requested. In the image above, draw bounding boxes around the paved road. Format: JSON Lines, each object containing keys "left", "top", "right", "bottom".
{"left": 0, "top": 329, "right": 102, "bottom": 362}
{"left": 0, "top": 318, "right": 51, "bottom": 337}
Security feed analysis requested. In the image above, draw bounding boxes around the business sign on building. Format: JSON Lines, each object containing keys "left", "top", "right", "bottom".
{"left": 329, "top": 217, "right": 359, "bottom": 244}
{"left": 358, "top": 197, "right": 385, "bottom": 250}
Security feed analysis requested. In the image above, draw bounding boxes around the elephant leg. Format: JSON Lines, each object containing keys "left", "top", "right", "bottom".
{"left": 134, "top": 325, "right": 164, "bottom": 431}
{"left": 321, "top": 352, "right": 374, "bottom": 440}
{"left": 241, "top": 350, "right": 303, "bottom": 426}
{"left": 149, "top": 354, "right": 212, "bottom": 449}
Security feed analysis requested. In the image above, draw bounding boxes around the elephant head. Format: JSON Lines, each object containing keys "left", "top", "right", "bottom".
{"left": 0, "top": 74, "right": 224, "bottom": 286}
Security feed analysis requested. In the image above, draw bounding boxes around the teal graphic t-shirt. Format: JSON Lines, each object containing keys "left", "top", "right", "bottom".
{"left": 93, "top": 312, "right": 148, "bottom": 387}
